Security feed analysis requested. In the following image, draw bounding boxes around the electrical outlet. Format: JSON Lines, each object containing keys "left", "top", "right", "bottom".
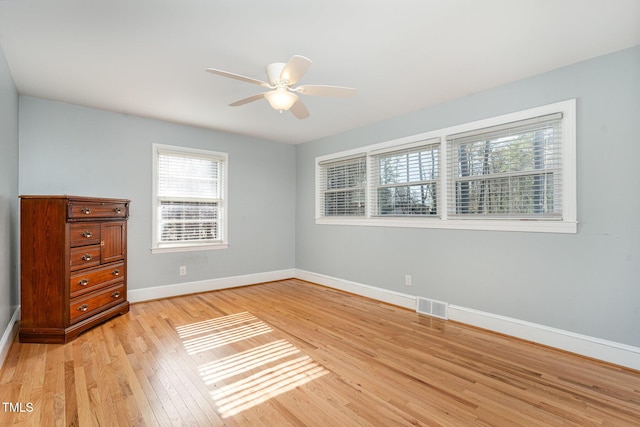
{"left": 179, "top": 266, "right": 187, "bottom": 276}
{"left": 405, "top": 274, "right": 412, "bottom": 286}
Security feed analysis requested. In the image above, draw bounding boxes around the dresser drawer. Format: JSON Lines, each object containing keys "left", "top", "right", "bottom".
{"left": 70, "top": 262, "right": 125, "bottom": 297}
{"left": 70, "top": 223, "right": 101, "bottom": 247}
{"left": 68, "top": 201, "right": 128, "bottom": 220}
{"left": 69, "top": 245, "right": 101, "bottom": 271}
{"left": 69, "top": 284, "right": 125, "bottom": 324}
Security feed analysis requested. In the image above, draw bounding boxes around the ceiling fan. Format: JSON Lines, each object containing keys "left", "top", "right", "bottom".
{"left": 206, "top": 55, "right": 356, "bottom": 119}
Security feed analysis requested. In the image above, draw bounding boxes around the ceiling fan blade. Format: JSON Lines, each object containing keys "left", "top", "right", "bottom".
{"left": 280, "top": 55, "right": 312, "bottom": 85}
{"left": 290, "top": 99, "right": 310, "bottom": 120}
{"left": 229, "top": 93, "right": 266, "bottom": 107}
{"left": 295, "top": 85, "right": 356, "bottom": 97}
{"left": 206, "top": 68, "right": 271, "bottom": 88}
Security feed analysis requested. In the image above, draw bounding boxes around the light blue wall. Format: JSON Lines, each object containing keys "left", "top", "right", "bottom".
{"left": 0, "top": 45, "right": 19, "bottom": 338}
{"left": 19, "top": 97, "right": 296, "bottom": 290}
{"left": 296, "top": 46, "right": 640, "bottom": 347}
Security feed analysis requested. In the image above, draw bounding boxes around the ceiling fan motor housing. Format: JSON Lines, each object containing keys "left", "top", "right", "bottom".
{"left": 266, "top": 63, "right": 287, "bottom": 87}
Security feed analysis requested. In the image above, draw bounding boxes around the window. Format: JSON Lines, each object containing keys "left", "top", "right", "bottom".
{"left": 152, "top": 144, "right": 228, "bottom": 253}
{"left": 447, "top": 113, "right": 562, "bottom": 219}
{"left": 316, "top": 100, "right": 576, "bottom": 233}
{"left": 317, "top": 155, "right": 366, "bottom": 217}
{"left": 370, "top": 139, "right": 440, "bottom": 217}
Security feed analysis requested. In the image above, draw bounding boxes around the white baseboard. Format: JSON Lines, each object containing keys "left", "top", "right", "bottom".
{"left": 0, "top": 307, "right": 20, "bottom": 369}
{"left": 448, "top": 305, "right": 640, "bottom": 371}
{"left": 295, "top": 269, "right": 416, "bottom": 310}
{"left": 128, "top": 269, "right": 296, "bottom": 303}
{"left": 294, "top": 269, "right": 640, "bottom": 371}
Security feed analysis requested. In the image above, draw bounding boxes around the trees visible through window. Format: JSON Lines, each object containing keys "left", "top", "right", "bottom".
{"left": 372, "top": 140, "right": 439, "bottom": 216}
{"left": 447, "top": 113, "right": 562, "bottom": 218}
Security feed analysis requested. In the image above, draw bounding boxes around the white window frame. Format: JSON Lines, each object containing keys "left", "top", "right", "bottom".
{"left": 315, "top": 99, "right": 577, "bottom": 233}
{"left": 152, "top": 144, "right": 229, "bottom": 253}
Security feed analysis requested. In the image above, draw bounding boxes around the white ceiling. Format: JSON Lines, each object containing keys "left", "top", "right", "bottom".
{"left": 0, "top": 1, "right": 639, "bottom": 144}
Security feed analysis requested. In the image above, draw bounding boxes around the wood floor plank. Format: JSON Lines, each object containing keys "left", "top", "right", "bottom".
{"left": 63, "top": 348, "right": 79, "bottom": 427}
{"left": 1, "top": 279, "right": 640, "bottom": 426}
{"left": 41, "top": 345, "right": 65, "bottom": 427}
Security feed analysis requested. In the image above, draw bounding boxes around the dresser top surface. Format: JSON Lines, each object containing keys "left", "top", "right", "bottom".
{"left": 20, "top": 195, "right": 130, "bottom": 203}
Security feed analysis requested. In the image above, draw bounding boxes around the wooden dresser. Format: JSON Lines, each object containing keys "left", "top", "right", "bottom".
{"left": 19, "top": 195, "right": 130, "bottom": 343}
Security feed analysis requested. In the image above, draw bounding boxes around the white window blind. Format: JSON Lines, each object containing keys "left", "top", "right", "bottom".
{"left": 446, "top": 113, "right": 563, "bottom": 219}
{"left": 370, "top": 139, "right": 440, "bottom": 216}
{"left": 318, "top": 155, "right": 366, "bottom": 217}
{"left": 156, "top": 148, "right": 225, "bottom": 247}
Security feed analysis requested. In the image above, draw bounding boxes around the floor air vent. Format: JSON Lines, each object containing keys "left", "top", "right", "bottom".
{"left": 416, "top": 297, "right": 448, "bottom": 320}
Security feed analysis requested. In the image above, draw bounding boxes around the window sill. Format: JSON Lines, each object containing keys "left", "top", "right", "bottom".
{"left": 315, "top": 217, "right": 577, "bottom": 234}
{"left": 151, "top": 243, "right": 229, "bottom": 254}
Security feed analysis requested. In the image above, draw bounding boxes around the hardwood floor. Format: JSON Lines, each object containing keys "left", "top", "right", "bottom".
{"left": 1, "top": 279, "right": 639, "bottom": 426}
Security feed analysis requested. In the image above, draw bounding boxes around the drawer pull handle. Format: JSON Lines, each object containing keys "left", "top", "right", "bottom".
{"left": 82, "top": 231, "right": 93, "bottom": 238}
{"left": 111, "top": 291, "right": 121, "bottom": 298}
{"left": 114, "top": 207, "right": 122, "bottom": 214}
{"left": 112, "top": 269, "right": 120, "bottom": 276}
{"left": 78, "top": 279, "right": 89, "bottom": 286}
{"left": 77, "top": 304, "right": 89, "bottom": 312}
{"left": 81, "top": 207, "right": 92, "bottom": 215}
{"left": 81, "top": 254, "right": 93, "bottom": 261}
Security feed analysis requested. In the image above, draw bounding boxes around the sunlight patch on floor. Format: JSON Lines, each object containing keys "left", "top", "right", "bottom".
{"left": 213, "top": 355, "right": 328, "bottom": 418}
{"left": 199, "top": 339, "right": 301, "bottom": 384}
{"left": 177, "top": 312, "right": 272, "bottom": 354}
{"left": 176, "top": 312, "right": 329, "bottom": 418}
{"left": 175, "top": 312, "right": 258, "bottom": 338}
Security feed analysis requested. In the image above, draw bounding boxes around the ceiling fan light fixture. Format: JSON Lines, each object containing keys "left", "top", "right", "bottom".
{"left": 264, "top": 88, "right": 298, "bottom": 111}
